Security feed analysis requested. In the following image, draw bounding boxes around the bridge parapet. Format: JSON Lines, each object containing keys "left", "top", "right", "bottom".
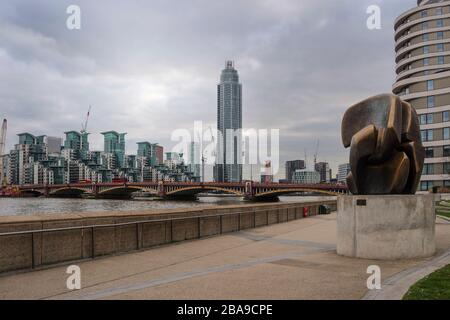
{"left": 15, "top": 182, "right": 348, "bottom": 199}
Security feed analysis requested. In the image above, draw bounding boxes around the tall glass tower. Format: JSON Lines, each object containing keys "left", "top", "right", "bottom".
{"left": 214, "top": 61, "right": 242, "bottom": 182}
{"left": 393, "top": 0, "right": 450, "bottom": 191}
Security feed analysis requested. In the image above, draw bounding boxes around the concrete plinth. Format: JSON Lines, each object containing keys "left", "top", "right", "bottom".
{"left": 337, "top": 195, "right": 435, "bottom": 260}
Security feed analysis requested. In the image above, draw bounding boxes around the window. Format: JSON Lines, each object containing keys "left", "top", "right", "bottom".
{"left": 444, "top": 111, "right": 450, "bottom": 122}
{"left": 438, "top": 56, "right": 445, "bottom": 64}
{"left": 420, "top": 181, "right": 433, "bottom": 191}
{"left": 423, "top": 164, "right": 434, "bottom": 175}
{"left": 436, "top": 19, "right": 444, "bottom": 28}
{"left": 424, "top": 58, "right": 430, "bottom": 66}
{"left": 423, "top": 45, "right": 430, "bottom": 54}
{"left": 444, "top": 146, "right": 450, "bottom": 157}
{"left": 421, "top": 10, "right": 428, "bottom": 18}
{"left": 423, "top": 33, "right": 430, "bottom": 41}
{"left": 437, "top": 31, "right": 444, "bottom": 39}
{"left": 427, "top": 80, "right": 434, "bottom": 91}
{"left": 422, "top": 22, "right": 429, "bottom": 30}
{"left": 444, "top": 163, "right": 450, "bottom": 174}
{"left": 445, "top": 180, "right": 450, "bottom": 187}
{"left": 445, "top": 128, "right": 450, "bottom": 140}
{"left": 437, "top": 7, "right": 443, "bottom": 15}
{"left": 428, "top": 96, "right": 435, "bottom": 108}
{"left": 437, "top": 43, "right": 444, "bottom": 52}
{"left": 425, "top": 147, "right": 434, "bottom": 158}
{"left": 421, "top": 129, "right": 433, "bottom": 141}
{"left": 420, "top": 113, "right": 434, "bottom": 124}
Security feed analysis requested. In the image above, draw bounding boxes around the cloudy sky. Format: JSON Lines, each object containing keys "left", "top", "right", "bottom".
{"left": 0, "top": 0, "right": 416, "bottom": 178}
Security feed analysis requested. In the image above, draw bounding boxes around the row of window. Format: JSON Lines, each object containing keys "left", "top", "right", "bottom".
{"left": 421, "top": 127, "right": 450, "bottom": 141}
{"left": 424, "top": 145, "right": 450, "bottom": 158}
{"left": 399, "top": 56, "right": 446, "bottom": 79}
{"left": 419, "top": 110, "right": 450, "bottom": 124}
{"left": 420, "top": 180, "right": 450, "bottom": 191}
{"left": 421, "top": 7, "right": 445, "bottom": 18}
{"left": 423, "top": 162, "right": 450, "bottom": 175}
{"left": 422, "top": 19, "right": 445, "bottom": 30}
{"left": 422, "top": 43, "right": 445, "bottom": 53}
{"left": 422, "top": 31, "right": 445, "bottom": 40}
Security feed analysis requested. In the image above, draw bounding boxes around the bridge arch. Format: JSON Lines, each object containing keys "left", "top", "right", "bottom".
{"left": 49, "top": 187, "right": 90, "bottom": 197}
{"left": 19, "top": 189, "right": 45, "bottom": 197}
{"left": 97, "top": 186, "right": 157, "bottom": 198}
{"left": 165, "top": 186, "right": 245, "bottom": 197}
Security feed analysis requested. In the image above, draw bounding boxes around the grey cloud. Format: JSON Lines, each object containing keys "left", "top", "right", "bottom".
{"left": 0, "top": 0, "right": 416, "bottom": 174}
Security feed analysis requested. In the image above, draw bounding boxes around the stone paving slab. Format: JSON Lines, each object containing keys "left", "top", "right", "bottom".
{"left": 0, "top": 212, "right": 448, "bottom": 300}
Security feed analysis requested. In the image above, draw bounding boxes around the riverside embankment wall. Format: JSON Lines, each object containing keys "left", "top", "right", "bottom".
{"left": 0, "top": 200, "right": 336, "bottom": 274}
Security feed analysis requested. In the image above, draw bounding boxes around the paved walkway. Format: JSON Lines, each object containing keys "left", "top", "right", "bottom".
{"left": 0, "top": 213, "right": 449, "bottom": 300}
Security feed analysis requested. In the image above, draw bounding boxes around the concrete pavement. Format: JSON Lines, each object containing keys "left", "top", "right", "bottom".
{"left": 0, "top": 212, "right": 449, "bottom": 300}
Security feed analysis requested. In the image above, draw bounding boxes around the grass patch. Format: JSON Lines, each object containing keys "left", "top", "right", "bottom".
{"left": 437, "top": 210, "right": 450, "bottom": 219}
{"left": 403, "top": 264, "right": 450, "bottom": 300}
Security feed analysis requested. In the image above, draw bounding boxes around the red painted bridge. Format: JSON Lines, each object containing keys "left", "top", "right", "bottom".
{"left": 15, "top": 181, "right": 348, "bottom": 200}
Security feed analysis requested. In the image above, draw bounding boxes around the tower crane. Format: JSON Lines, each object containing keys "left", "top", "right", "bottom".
{"left": 80, "top": 106, "right": 91, "bottom": 152}
{"left": 0, "top": 119, "right": 7, "bottom": 187}
{"left": 314, "top": 139, "right": 320, "bottom": 168}
{"left": 81, "top": 105, "right": 91, "bottom": 134}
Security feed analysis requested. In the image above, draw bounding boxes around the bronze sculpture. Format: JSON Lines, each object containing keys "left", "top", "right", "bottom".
{"left": 341, "top": 94, "right": 424, "bottom": 195}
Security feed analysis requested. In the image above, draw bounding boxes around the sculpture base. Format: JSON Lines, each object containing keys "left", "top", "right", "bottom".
{"left": 337, "top": 195, "right": 436, "bottom": 260}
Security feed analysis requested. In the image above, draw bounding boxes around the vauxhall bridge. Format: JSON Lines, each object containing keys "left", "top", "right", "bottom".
{"left": 14, "top": 181, "right": 348, "bottom": 201}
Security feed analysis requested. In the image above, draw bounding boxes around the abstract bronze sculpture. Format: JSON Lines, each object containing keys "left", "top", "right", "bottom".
{"left": 341, "top": 94, "right": 424, "bottom": 195}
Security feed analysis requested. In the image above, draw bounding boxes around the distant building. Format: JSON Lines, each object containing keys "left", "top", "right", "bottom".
{"left": 314, "top": 162, "right": 331, "bottom": 183}
{"left": 101, "top": 131, "right": 126, "bottom": 168}
{"left": 285, "top": 160, "right": 306, "bottom": 183}
{"left": 337, "top": 163, "right": 351, "bottom": 184}
{"left": 214, "top": 60, "right": 242, "bottom": 183}
{"left": 154, "top": 144, "right": 164, "bottom": 165}
{"left": 292, "top": 169, "right": 320, "bottom": 184}
{"left": 188, "top": 142, "right": 201, "bottom": 181}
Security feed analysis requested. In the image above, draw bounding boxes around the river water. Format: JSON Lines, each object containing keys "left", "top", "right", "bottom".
{"left": 0, "top": 196, "right": 336, "bottom": 216}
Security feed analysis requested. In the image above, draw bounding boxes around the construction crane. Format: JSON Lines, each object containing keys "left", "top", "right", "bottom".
{"left": 0, "top": 119, "right": 7, "bottom": 187}
{"left": 81, "top": 105, "right": 91, "bottom": 134}
{"left": 80, "top": 106, "right": 91, "bottom": 152}
{"left": 313, "top": 139, "right": 320, "bottom": 168}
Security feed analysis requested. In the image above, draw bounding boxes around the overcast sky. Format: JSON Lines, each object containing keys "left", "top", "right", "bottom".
{"left": 0, "top": 0, "right": 416, "bottom": 177}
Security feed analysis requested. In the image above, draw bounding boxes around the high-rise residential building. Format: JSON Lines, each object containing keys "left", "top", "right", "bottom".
{"left": 314, "top": 162, "right": 331, "bottom": 183}
{"left": 394, "top": 0, "right": 450, "bottom": 191}
{"left": 101, "top": 131, "right": 126, "bottom": 168}
{"left": 214, "top": 60, "right": 243, "bottom": 183}
{"left": 285, "top": 160, "right": 306, "bottom": 183}
{"left": 337, "top": 163, "right": 351, "bottom": 184}
{"left": 155, "top": 145, "right": 164, "bottom": 165}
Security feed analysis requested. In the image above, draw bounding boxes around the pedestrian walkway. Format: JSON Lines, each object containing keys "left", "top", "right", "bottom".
{"left": 0, "top": 212, "right": 448, "bottom": 300}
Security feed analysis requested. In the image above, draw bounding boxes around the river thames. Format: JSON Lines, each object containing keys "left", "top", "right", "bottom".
{"left": 0, "top": 196, "right": 336, "bottom": 216}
